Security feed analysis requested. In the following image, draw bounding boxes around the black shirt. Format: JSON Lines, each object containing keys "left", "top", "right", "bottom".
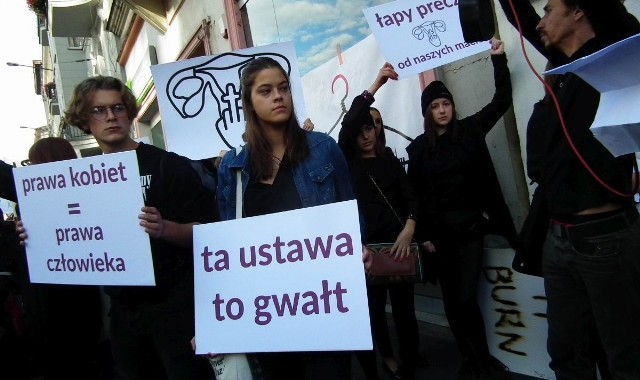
{"left": 244, "top": 154, "right": 302, "bottom": 217}
{"left": 350, "top": 156, "right": 417, "bottom": 244}
{"left": 526, "top": 40, "right": 635, "bottom": 217}
{"left": 106, "top": 143, "right": 218, "bottom": 304}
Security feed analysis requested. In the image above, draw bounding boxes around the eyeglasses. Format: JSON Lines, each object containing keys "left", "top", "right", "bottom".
{"left": 88, "top": 104, "right": 128, "bottom": 121}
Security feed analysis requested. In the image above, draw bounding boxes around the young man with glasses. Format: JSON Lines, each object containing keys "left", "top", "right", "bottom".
{"left": 64, "top": 76, "right": 218, "bottom": 380}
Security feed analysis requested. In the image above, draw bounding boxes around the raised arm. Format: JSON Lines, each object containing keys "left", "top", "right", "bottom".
{"left": 464, "top": 38, "right": 513, "bottom": 135}
{"left": 338, "top": 63, "right": 398, "bottom": 159}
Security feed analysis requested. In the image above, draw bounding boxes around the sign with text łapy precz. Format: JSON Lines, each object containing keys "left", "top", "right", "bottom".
{"left": 363, "top": 0, "right": 490, "bottom": 79}
{"left": 13, "top": 151, "right": 155, "bottom": 285}
{"left": 193, "top": 200, "right": 372, "bottom": 354}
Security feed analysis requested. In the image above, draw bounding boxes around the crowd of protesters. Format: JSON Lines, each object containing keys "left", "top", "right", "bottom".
{"left": 1, "top": 1, "right": 639, "bottom": 379}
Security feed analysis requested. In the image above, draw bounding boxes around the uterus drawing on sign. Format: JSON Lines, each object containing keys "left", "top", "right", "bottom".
{"left": 164, "top": 52, "right": 292, "bottom": 149}
{"left": 412, "top": 20, "right": 446, "bottom": 47}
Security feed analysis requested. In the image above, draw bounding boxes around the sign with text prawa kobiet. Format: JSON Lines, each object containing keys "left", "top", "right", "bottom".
{"left": 13, "top": 151, "right": 154, "bottom": 285}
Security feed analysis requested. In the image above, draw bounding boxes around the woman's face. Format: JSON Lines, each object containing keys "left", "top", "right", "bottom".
{"left": 370, "top": 109, "right": 383, "bottom": 137}
{"left": 250, "top": 68, "right": 293, "bottom": 128}
{"left": 429, "top": 98, "right": 453, "bottom": 127}
{"left": 357, "top": 125, "right": 377, "bottom": 157}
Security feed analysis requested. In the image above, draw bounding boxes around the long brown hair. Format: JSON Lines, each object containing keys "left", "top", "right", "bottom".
{"left": 240, "top": 57, "right": 309, "bottom": 181}
{"left": 28, "top": 137, "right": 78, "bottom": 164}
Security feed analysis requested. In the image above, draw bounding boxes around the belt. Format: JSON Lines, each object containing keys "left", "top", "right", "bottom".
{"left": 550, "top": 207, "right": 639, "bottom": 239}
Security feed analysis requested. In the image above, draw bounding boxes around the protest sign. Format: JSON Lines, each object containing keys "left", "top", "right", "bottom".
{"left": 193, "top": 200, "right": 371, "bottom": 354}
{"left": 479, "top": 248, "right": 553, "bottom": 379}
{"left": 545, "top": 33, "right": 640, "bottom": 157}
{"left": 13, "top": 151, "right": 154, "bottom": 285}
{"left": 301, "top": 34, "right": 424, "bottom": 162}
{"left": 151, "top": 42, "right": 306, "bottom": 160}
{"left": 363, "top": 0, "right": 490, "bottom": 79}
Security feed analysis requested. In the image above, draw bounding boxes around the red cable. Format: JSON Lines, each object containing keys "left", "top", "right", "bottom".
{"left": 506, "top": 0, "right": 632, "bottom": 198}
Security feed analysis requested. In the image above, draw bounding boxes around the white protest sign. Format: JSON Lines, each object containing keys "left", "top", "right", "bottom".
{"left": 545, "top": 33, "right": 640, "bottom": 157}
{"left": 13, "top": 151, "right": 155, "bottom": 285}
{"left": 479, "top": 248, "right": 552, "bottom": 379}
{"left": 301, "top": 34, "right": 424, "bottom": 162}
{"left": 151, "top": 42, "right": 307, "bottom": 160}
{"left": 193, "top": 200, "right": 371, "bottom": 354}
{"left": 363, "top": 0, "right": 490, "bottom": 79}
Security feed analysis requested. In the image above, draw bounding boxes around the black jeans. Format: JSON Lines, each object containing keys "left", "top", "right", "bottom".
{"left": 543, "top": 211, "right": 640, "bottom": 380}
{"left": 254, "top": 351, "right": 351, "bottom": 380}
{"left": 357, "top": 282, "right": 419, "bottom": 379}
{"left": 438, "top": 237, "right": 491, "bottom": 362}
{"left": 109, "top": 280, "right": 212, "bottom": 380}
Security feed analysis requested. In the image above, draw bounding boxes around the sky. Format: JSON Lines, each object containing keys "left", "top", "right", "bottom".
{"left": 0, "top": 2, "right": 47, "bottom": 165}
{"left": 244, "top": 0, "right": 389, "bottom": 74}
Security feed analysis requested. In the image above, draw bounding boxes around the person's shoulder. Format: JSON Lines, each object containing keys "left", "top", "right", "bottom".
{"left": 306, "top": 130, "right": 330, "bottom": 142}
{"left": 406, "top": 133, "right": 426, "bottom": 154}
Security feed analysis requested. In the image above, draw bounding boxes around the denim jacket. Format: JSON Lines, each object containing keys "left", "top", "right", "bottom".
{"left": 217, "top": 131, "right": 354, "bottom": 221}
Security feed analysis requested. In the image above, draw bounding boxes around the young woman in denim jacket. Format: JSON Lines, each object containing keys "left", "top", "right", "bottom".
{"left": 216, "top": 57, "right": 354, "bottom": 379}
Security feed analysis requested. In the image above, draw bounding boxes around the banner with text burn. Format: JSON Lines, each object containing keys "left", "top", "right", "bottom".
{"left": 363, "top": 0, "right": 490, "bottom": 79}
{"left": 193, "top": 200, "right": 372, "bottom": 354}
{"left": 13, "top": 151, "right": 155, "bottom": 285}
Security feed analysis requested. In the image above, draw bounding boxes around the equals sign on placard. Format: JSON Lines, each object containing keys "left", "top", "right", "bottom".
{"left": 68, "top": 203, "right": 81, "bottom": 215}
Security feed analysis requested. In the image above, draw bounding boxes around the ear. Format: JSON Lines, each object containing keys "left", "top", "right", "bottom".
{"left": 573, "top": 6, "right": 586, "bottom": 21}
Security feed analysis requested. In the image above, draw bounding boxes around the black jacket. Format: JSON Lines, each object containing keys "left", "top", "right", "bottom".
{"left": 499, "top": 0, "right": 640, "bottom": 276}
{"left": 406, "top": 54, "right": 517, "bottom": 248}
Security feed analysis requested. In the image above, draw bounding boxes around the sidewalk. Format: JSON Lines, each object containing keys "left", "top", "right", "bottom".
{"left": 350, "top": 302, "right": 540, "bottom": 379}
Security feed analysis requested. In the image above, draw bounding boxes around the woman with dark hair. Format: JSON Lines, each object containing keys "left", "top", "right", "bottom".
{"left": 339, "top": 63, "right": 421, "bottom": 380}
{"left": 216, "top": 57, "right": 354, "bottom": 379}
{"left": 406, "top": 38, "right": 518, "bottom": 378}
{"left": 6, "top": 137, "right": 104, "bottom": 380}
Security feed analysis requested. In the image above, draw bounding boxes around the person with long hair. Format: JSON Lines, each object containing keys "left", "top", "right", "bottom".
{"left": 338, "top": 63, "right": 421, "bottom": 380}
{"left": 497, "top": 0, "right": 640, "bottom": 378}
{"left": 216, "top": 57, "right": 355, "bottom": 379}
{"left": 406, "top": 38, "right": 518, "bottom": 378}
{"left": 3, "top": 138, "right": 104, "bottom": 380}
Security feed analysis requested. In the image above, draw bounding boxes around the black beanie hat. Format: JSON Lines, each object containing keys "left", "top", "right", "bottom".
{"left": 421, "top": 80, "right": 454, "bottom": 116}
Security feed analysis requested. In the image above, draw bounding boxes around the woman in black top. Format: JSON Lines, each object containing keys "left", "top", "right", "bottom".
{"left": 339, "top": 63, "right": 420, "bottom": 380}
{"left": 406, "top": 38, "right": 517, "bottom": 377}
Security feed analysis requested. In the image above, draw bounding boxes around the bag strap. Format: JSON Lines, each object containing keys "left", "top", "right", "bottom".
{"left": 235, "top": 169, "right": 243, "bottom": 219}
{"left": 366, "top": 172, "right": 404, "bottom": 228}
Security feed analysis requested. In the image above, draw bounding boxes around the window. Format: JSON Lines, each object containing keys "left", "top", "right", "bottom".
{"left": 67, "top": 37, "right": 86, "bottom": 50}
{"left": 239, "top": 0, "right": 391, "bottom": 74}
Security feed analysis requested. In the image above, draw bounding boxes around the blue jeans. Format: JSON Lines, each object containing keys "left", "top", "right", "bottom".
{"left": 543, "top": 210, "right": 640, "bottom": 380}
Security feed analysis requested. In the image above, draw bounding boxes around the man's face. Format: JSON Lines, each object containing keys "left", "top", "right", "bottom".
{"left": 536, "top": 0, "right": 579, "bottom": 51}
{"left": 85, "top": 90, "right": 132, "bottom": 151}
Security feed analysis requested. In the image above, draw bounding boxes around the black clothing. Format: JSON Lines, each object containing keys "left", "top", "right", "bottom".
{"left": 104, "top": 143, "right": 218, "bottom": 305}
{"left": 0, "top": 161, "right": 103, "bottom": 380}
{"left": 245, "top": 154, "right": 302, "bottom": 217}
{"left": 498, "top": 2, "right": 640, "bottom": 378}
{"left": 351, "top": 157, "right": 418, "bottom": 243}
{"left": 0, "top": 160, "right": 17, "bottom": 203}
{"left": 499, "top": 0, "right": 639, "bottom": 273}
{"left": 107, "top": 143, "right": 217, "bottom": 380}
{"left": 406, "top": 54, "right": 517, "bottom": 248}
{"left": 340, "top": 93, "right": 420, "bottom": 379}
{"left": 526, "top": 39, "right": 635, "bottom": 218}
{"left": 405, "top": 53, "right": 515, "bottom": 370}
